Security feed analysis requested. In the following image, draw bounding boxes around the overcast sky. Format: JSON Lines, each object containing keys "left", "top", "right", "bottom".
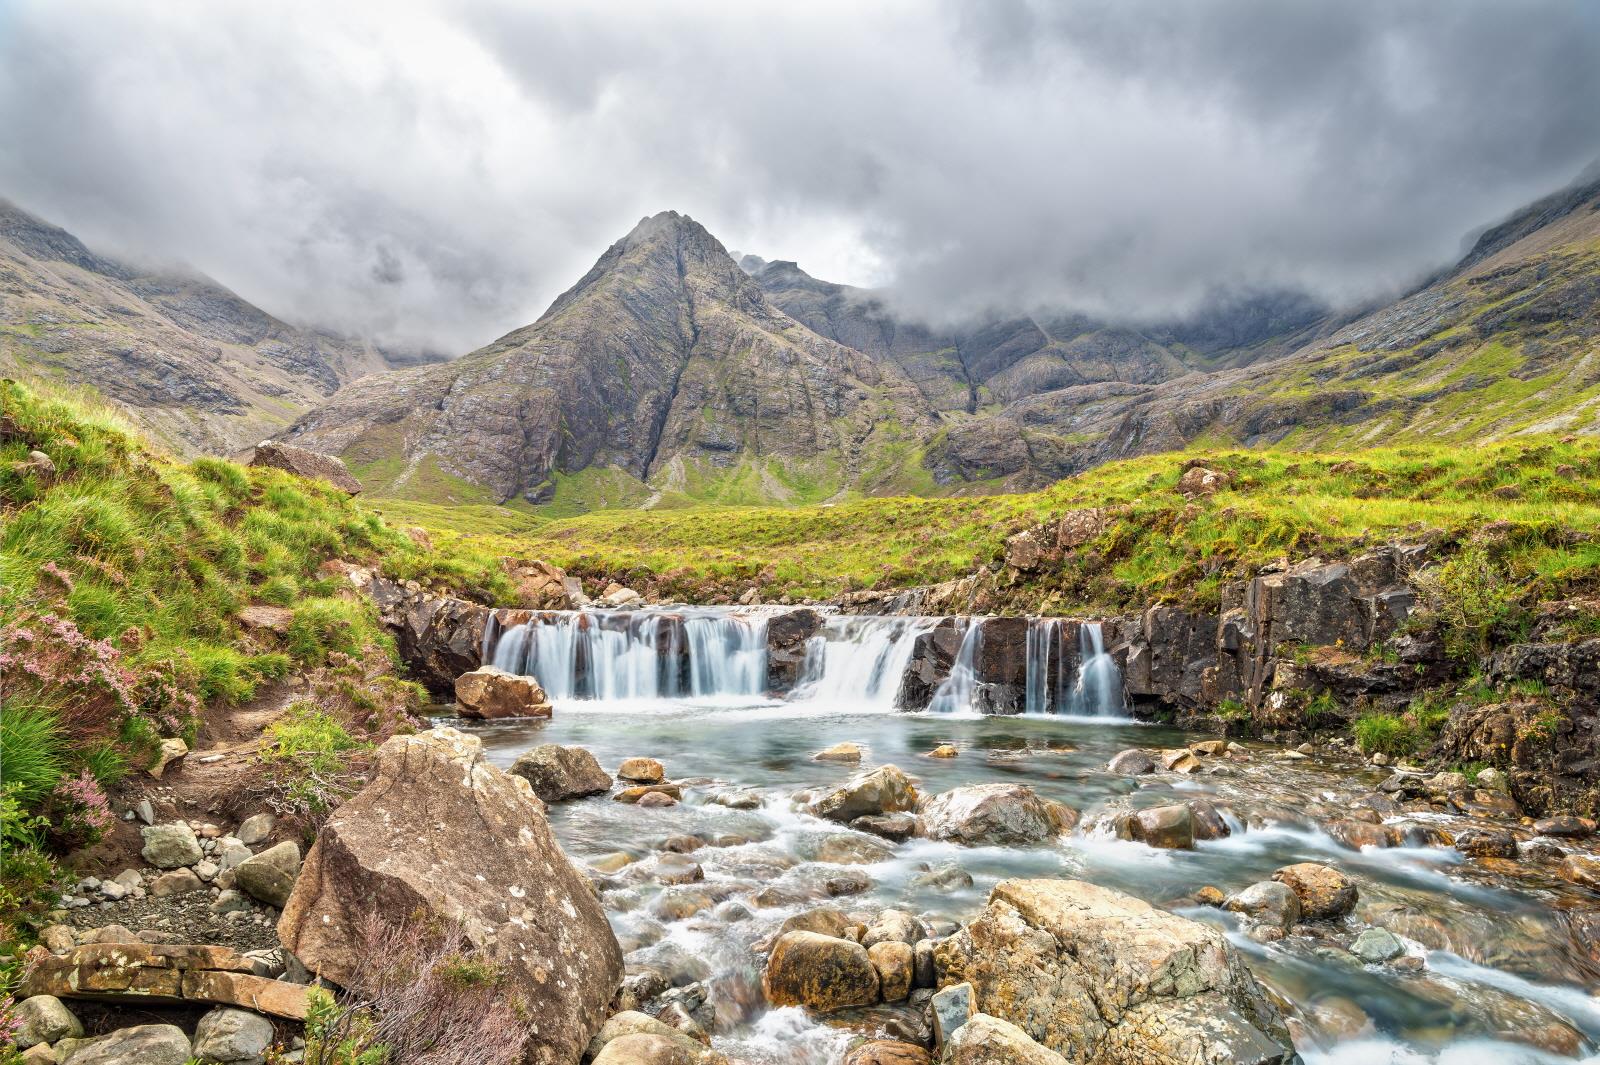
{"left": 1, "top": 0, "right": 1597, "bottom": 354}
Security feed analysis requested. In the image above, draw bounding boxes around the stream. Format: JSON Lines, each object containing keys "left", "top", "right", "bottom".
{"left": 453, "top": 609, "right": 1600, "bottom": 1064}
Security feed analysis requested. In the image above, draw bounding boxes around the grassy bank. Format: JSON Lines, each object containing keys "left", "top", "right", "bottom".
{"left": 376, "top": 437, "right": 1600, "bottom": 610}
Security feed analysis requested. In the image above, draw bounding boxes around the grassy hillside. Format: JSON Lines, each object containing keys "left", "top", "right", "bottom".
{"left": 377, "top": 436, "right": 1600, "bottom": 610}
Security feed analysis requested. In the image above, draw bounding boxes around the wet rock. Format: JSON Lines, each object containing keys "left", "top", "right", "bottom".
{"left": 140, "top": 822, "right": 202, "bottom": 869}
{"left": 235, "top": 842, "right": 300, "bottom": 908}
{"left": 927, "top": 744, "right": 960, "bottom": 759}
{"left": 1159, "top": 749, "right": 1199, "bottom": 774}
{"left": 762, "top": 931, "right": 880, "bottom": 1012}
{"left": 615, "top": 784, "right": 682, "bottom": 803}
{"left": 191, "top": 1007, "right": 274, "bottom": 1064}
{"left": 1273, "top": 863, "right": 1357, "bottom": 920}
{"left": 1535, "top": 816, "right": 1595, "bottom": 839}
{"left": 803, "top": 835, "right": 893, "bottom": 865}
{"left": 843, "top": 1040, "right": 930, "bottom": 1065}
{"left": 1193, "top": 886, "right": 1226, "bottom": 907}
{"left": 1186, "top": 800, "right": 1232, "bottom": 841}
{"left": 57, "top": 1023, "right": 194, "bottom": 1065}
{"left": 808, "top": 765, "right": 919, "bottom": 824}
{"left": 936, "top": 879, "right": 1296, "bottom": 1064}
{"left": 1324, "top": 820, "right": 1398, "bottom": 850}
{"left": 919, "top": 783, "right": 1074, "bottom": 847}
{"left": 826, "top": 873, "right": 873, "bottom": 897}
{"left": 931, "top": 982, "right": 974, "bottom": 1045}
{"left": 652, "top": 855, "right": 704, "bottom": 885}
{"left": 13, "top": 994, "right": 82, "bottom": 1047}
{"left": 1560, "top": 855, "right": 1600, "bottom": 889}
{"left": 587, "top": 1012, "right": 705, "bottom": 1064}
{"left": 943, "top": 1014, "right": 1070, "bottom": 1065}
{"left": 370, "top": 579, "right": 490, "bottom": 694}
{"left": 778, "top": 907, "right": 855, "bottom": 941}
{"left": 619, "top": 757, "right": 667, "bottom": 784}
{"left": 911, "top": 864, "right": 975, "bottom": 892}
{"left": 1350, "top": 927, "right": 1404, "bottom": 963}
{"left": 1107, "top": 750, "right": 1156, "bottom": 775}
{"left": 1453, "top": 828, "right": 1518, "bottom": 859}
{"left": 454, "top": 666, "right": 553, "bottom": 720}
{"left": 862, "top": 910, "right": 925, "bottom": 948}
{"left": 1225, "top": 882, "right": 1301, "bottom": 934}
{"left": 1129, "top": 805, "right": 1194, "bottom": 850}
{"left": 766, "top": 609, "right": 824, "bottom": 692}
{"left": 869, "top": 941, "right": 914, "bottom": 1002}
{"left": 277, "top": 727, "right": 621, "bottom": 1065}
{"left": 1190, "top": 739, "right": 1229, "bottom": 756}
{"left": 637, "top": 792, "right": 677, "bottom": 809}
{"left": 852, "top": 813, "right": 919, "bottom": 841}
{"left": 250, "top": 442, "right": 360, "bottom": 494}
{"left": 913, "top": 940, "right": 937, "bottom": 989}
{"left": 815, "top": 742, "right": 864, "bottom": 763}
{"left": 510, "top": 744, "right": 613, "bottom": 802}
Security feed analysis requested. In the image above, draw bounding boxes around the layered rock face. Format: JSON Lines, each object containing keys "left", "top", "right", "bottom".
{"left": 284, "top": 212, "right": 934, "bottom": 505}
{"left": 935, "top": 879, "right": 1297, "bottom": 1065}
{"left": 0, "top": 199, "right": 411, "bottom": 455}
{"left": 278, "top": 728, "right": 622, "bottom": 1065}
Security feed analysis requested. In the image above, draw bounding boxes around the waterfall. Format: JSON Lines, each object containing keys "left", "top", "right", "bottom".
{"left": 489, "top": 609, "right": 769, "bottom": 701}
{"left": 1022, "top": 618, "right": 1127, "bottom": 716}
{"left": 927, "top": 619, "right": 981, "bottom": 713}
{"left": 791, "top": 615, "right": 936, "bottom": 709}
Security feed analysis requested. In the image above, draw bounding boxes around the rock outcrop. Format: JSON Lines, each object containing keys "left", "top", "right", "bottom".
{"left": 935, "top": 879, "right": 1297, "bottom": 1065}
{"left": 248, "top": 442, "right": 362, "bottom": 495}
{"left": 455, "top": 666, "right": 554, "bottom": 719}
{"left": 278, "top": 728, "right": 622, "bottom": 1065}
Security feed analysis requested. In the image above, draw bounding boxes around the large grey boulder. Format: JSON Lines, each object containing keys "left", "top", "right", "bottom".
{"left": 935, "top": 879, "right": 1297, "bottom": 1065}
{"left": 191, "top": 1007, "right": 275, "bottom": 1064}
{"left": 58, "top": 1024, "right": 193, "bottom": 1065}
{"left": 920, "top": 784, "right": 1075, "bottom": 847}
{"left": 235, "top": 842, "right": 300, "bottom": 908}
{"left": 511, "top": 744, "right": 613, "bottom": 802}
{"left": 13, "top": 994, "right": 82, "bottom": 1047}
{"left": 140, "top": 822, "right": 201, "bottom": 869}
{"left": 250, "top": 442, "right": 361, "bottom": 495}
{"left": 278, "top": 727, "right": 622, "bottom": 1065}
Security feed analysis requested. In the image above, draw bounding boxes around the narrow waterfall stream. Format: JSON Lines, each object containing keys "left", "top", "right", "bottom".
{"left": 456, "top": 605, "right": 1600, "bottom": 1065}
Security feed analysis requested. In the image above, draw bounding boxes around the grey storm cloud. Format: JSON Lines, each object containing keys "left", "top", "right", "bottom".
{"left": 0, "top": 0, "right": 1596, "bottom": 353}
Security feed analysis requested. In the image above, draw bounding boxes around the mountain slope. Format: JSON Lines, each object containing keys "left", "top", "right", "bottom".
{"left": 282, "top": 212, "right": 937, "bottom": 507}
{"left": 924, "top": 173, "right": 1600, "bottom": 489}
{"left": 0, "top": 200, "right": 408, "bottom": 455}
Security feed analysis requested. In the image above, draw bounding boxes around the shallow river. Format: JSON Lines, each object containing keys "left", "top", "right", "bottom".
{"left": 456, "top": 697, "right": 1600, "bottom": 1065}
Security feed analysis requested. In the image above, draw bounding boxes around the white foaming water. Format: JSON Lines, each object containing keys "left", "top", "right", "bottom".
{"left": 490, "top": 608, "right": 769, "bottom": 700}
{"left": 927, "top": 618, "right": 980, "bottom": 713}
{"left": 1023, "top": 618, "right": 1128, "bottom": 716}
{"left": 791, "top": 614, "right": 936, "bottom": 709}
{"left": 1304, "top": 1038, "right": 1589, "bottom": 1065}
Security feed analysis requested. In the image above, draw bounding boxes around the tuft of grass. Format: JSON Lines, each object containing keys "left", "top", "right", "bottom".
{"left": 1353, "top": 712, "right": 1414, "bottom": 756}
{"left": 0, "top": 706, "right": 64, "bottom": 806}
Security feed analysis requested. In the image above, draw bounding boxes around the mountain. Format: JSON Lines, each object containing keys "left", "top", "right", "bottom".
{"left": 925, "top": 171, "right": 1600, "bottom": 489}
{"left": 0, "top": 199, "right": 417, "bottom": 454}
{"left": 281, "top": 212, "right": 936, "bottom": 506}
{"left": 740, "top": 256, "right": 1326, "bottom": 417}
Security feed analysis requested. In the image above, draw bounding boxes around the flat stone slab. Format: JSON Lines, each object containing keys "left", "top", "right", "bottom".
{"left": 22, "top": 943, "right": 309, "bottom": 1020}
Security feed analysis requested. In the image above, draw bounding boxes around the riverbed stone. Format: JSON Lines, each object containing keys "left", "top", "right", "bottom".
{"left": 1453, "top": 827, "right": 1518, "bottom": 859}
{"left": 140, "top": 822, "right": 202, "bottom": 869}
{"left": 778, "top": 907, "right": 855, "bottom": 941}
{"left": 13, "top": 994, "right": 82, "bottom": 1048}
{"left": 1560, "top": 855, "right": 1600, "bottom": 889}
{"left": 454, "top": 666, "right": 553, "bottom": 720}
{"left": 637, "top": 791, "right": 677, "bottom": 808}
{"left": 591, "top": 1033, "right": 698, "bottom": 1065}
{"left": 808, "top": 765, "right": 919, "bottom": 824}
{"left": 1350, "top": 927, "right": 1405, "bottom": 963}
{"left": 1273, "top": 862, "right": 1357, "bottom": 920}
{"left": 234, "top": 842, "right": 300, "bottom": 908}
{"left": 616, "top": 784, "right": 682, "bottom": 803}
{"left": 1129, "top": 805, "right": 1195, "bottom": 850}
{"left": 815, "top": 742, "right": 864, "bottom": 763}
{"left": 1159, "top": 749, "right": 1200, "bottom": 774}
{"left": 150, "top": 868, "right": 205, "bottom": 897}
{"left": 277, "top": 727, "right": 622, "bottom": 1065}
{"left": 1224, "top": 882, "right": 1301, "bottom": 934}
{"left": 619, "top": 757, "right": 667, "bottom": 784}
{"left": 587, "top": 1011, "right": 705, "bottom": 1064}
{"left": 762, "top": 930, "right": 879, "bottom": 1011}
{"left": 928, "top": 745, "right": 959, "bottom": 759}
{"left": 943, "top": 1014, "right": 1069, "bottom": 1065}
{"left": 869, "top": 941, "right": 914, "bottom": 1002}
{"left": 57, "top": 1024, "right": 193, "bottom": 1065}
{"left": 862, "top": 909, "right": 925, "bottom": 947}
{"left": 935, "top": 878, "right": 1296, "bottom": 1064}
{"left": 191, "top": 1007, "right": 274, "bottom": 1064}
{"left": 852, "top": 813, "right": 919, "bottom": 841}
{"left": 1107, "top": 749, "right": 1156, "bottom": 775}
{"left": 1535, "top": 816, "right": 1595, "bottom": 839}
{"left": 920, "top": 783, "right": 1074, "bottom": 846}
{"left": 234, "top": 813, "right": 274, "bottom": 846}
{"left": 511, "top": 744, "right": 613, "bottom": 802}
{"left": 843, "top": 1040, "right": 930, "bottom": 1065}
{"left": 806, "top": 834, "right": 894, "bottom": 865}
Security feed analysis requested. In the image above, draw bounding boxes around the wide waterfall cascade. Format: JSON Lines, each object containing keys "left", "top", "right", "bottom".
{"left": 489, "top": 608, "right": 769, "bottom": 701}
{"left": 792, "top": 615, "right": 937, "bottom": 709}
{"left": 926, "top": 619, "right": 980, "bottom": 714}
{"left": 1023, "top": 618, "right": 1128, "bottom": 716}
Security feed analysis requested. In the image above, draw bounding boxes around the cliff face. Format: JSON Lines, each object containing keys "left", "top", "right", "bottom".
{"left": 0, "top": 200, "right": 409, "bottom": 455}
{"left": 283, "top": 212, "right": 936, "bottom": 505}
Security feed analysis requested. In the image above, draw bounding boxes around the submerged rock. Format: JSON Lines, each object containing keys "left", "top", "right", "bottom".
{"left": 277, "top": 727, "right": 622, "bottom": 1065}
{"left": 920, "top": 783, "right": 1075, "bottom": 847}
{"left": 935, "top": 878, "right": 1296, "bottom": 1064}
{"left": 1225, "top": 881, "right": 1301, "bottom": 934}
{"left": 1107, "top": 749, "right": 1156, "bottom": 775}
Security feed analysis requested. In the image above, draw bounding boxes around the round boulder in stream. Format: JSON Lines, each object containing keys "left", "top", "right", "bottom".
{"left": 807, "top": 765, "right": 919, "bottom": 824}
{"left": 921, "top": 783, "right": 1077, "bottom": 847}
{"left": 511, "top": 744, "right": 612, "bottom": 802}
{"left": 763, "top": 930, "right": 880, "bottom": 1011}
{"left": 1273, "top": 862, "right": 1358, "bottom": 920}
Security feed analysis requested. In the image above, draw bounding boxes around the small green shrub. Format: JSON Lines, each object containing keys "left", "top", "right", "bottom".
{"left": 287, "top": 598, "right": 372, "bottom": 666}
{"left": 1353, "top": 712, "right": 1413, "bottom": 755}
{"left": 1414, "top": 543, "right": 1521, "bottom": 661}
{"left": 261, "top": 704, "right": 369, "bottom": 817}
{"left": 292, "top": 986, "right": 386, "bottom": 1065}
